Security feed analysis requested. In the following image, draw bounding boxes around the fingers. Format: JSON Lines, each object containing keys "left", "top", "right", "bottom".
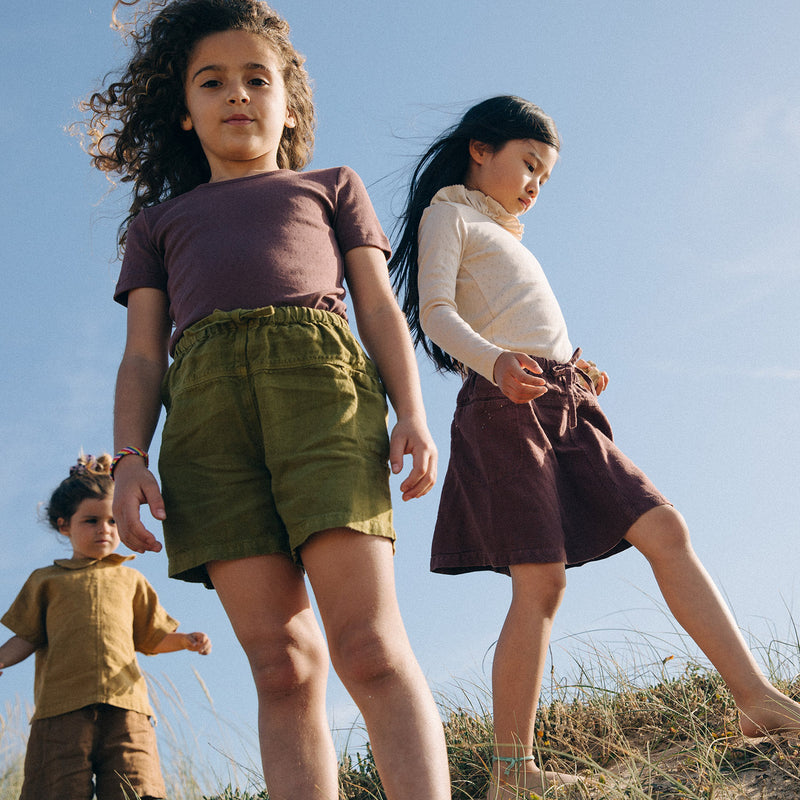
{"left": 124, "top": 522, "right": 163, "bottom": 554}
{"left": 398, "top": 446, "right": 437, "bottom": 501}
{"left": 112, "top": 463, "right": 165, "bottom": 554}
{"left": 390, "top": 420, "right": 438, "bottom": 501}
{"left": 498, "top": 352, "right": 611, "bottom": 401}
{"left": 576, "top": 358, "right": 610, "bottom": 395}
{"left": 493, "top": 352, "right": 548, "bottom": 404}
{"left": 186, "top": 632, "right": 212, "bottom": 655}
{"left": 141, "top": 477, "right": 167, "bottom": 523}
{"left": 516, "top": 353, "right": 543, "bottom": 375}
{"left": 594, "top": 371, "right": 610, "bottom": 395}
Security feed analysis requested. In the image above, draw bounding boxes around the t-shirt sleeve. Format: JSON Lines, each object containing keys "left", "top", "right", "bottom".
{"left": 333, "top": 166, "right": 391, "bottom": 259}
{"left": 131, "top": 575, "right": 179, "bottom": 654}
{"left": 418, "top": 204, "right": 504, "bottom": 382}
{"left": 1, "top": 574, "right": 47, "bottom": 649}
{"left": 114, "top": 210, "right": 169, "bottom": 307}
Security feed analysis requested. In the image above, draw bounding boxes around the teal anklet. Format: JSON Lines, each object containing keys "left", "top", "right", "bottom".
{"left": 494, "top": 754, "right": 535, "bottom": 775}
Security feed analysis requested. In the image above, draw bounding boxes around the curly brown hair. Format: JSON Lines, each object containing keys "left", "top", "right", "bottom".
{"left": 46, "top": 454, "right": 114, "bottom": 531}
{"left": 82, "top": 0, "right": 315, "bottom": 250}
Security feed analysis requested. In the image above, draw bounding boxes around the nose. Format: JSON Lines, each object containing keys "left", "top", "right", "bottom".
{"left": 527, "top": 178, "right": 540, "bottom": 198}
{"left": 227, "top": 85, "right": 250, "bottom": 105}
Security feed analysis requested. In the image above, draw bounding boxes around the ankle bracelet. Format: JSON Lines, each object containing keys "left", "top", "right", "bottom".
{"left": 494, "top": 754, "right": 535, "bottom": 775}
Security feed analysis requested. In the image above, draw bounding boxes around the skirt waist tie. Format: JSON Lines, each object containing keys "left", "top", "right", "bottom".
{"left": 550, "top": 347, "right": 586, "bottom": 429}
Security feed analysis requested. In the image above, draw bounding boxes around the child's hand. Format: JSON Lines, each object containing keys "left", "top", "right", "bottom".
{"left": 184, "top": 632, "right": 212, "bottom": 655}
{"left": 576, "top": 358, "right": 610, "bottom": 395}
{"left": 389, "top": 415, "right": 438, "bottom": 501}
{"left": 112, "top": 458, "right": 166, "bottom": 554}
{"left": 493, "top": 352, "right": 548, "bottom": 404}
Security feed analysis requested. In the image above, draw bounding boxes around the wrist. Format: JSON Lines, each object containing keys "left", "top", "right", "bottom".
{"left": 393, "top": 410, "right": 428, "bottom": 427}
{"left": 111, "top": 447, "right": 149, "bottom": 479}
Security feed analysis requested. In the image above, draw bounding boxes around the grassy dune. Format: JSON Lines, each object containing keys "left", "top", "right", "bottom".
{"left": 2, "top": 638, "right": 800, "bottom": 799}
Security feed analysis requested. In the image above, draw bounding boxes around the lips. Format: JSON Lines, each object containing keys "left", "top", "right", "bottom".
{"left": 224, "top": 114, "right": 253, "bottom": 125}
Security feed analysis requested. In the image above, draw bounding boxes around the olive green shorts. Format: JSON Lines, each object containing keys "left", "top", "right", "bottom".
{"left": 159, "top": 306, "right": 394, "bottom": 587}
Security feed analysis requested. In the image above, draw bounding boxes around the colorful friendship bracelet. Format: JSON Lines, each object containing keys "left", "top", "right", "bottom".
{"left": 110, "top": 446, "right": 149, "bottom": 479}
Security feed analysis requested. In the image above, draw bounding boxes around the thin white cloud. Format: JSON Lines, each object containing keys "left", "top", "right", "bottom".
{"left": 750, "top": 366, "right": 800, "bottom": 381}
{"left": 647, "top": 361, "right": 800, "bottom": 382}
{"left": 708, "top": 241, "right": 800, "bottom": 278}
{"left": 723, "top": 95, "right": 800, "bottom": 179}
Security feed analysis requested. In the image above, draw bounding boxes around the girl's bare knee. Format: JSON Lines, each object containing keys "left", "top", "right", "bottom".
{"left": 242, "top": 627, "right": 329, "bottom": 700}
{"left": 510, "top": 562, "right": 567, "bottom": 614}
{"left": 628, "top": 505, "right": 693, "bottom": 560}
{"left": 328, "top": 623, "right": 405, "bottom": 690}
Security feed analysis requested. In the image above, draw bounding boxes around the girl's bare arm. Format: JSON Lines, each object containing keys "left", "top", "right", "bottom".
{"left": 344, "top": 245, "right": 437, "bottom": 500}
{"left": 113, "top": 288, "right": 171, "bottom": 553}
{"left": 149, "top": 631, "right": 212, "bottom": 655}
{"left": 0, "top": 635, "right": 36, "bottom": 675}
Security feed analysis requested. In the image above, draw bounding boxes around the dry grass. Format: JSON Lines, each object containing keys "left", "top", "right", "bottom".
{"left": 334, "top": 637, "right": 800, "bottom": 800}
{"left": 432, "top": 664, "right": 800, "bottom": 799}
{"left": 3, "top": 641, "right": 800, "bottom": 799}
{"left": 0, "top": 699, "right": 27, "bottom": 799}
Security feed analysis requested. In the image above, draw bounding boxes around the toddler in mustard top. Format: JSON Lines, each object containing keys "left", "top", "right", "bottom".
{"left": 0, "top": 454, "right": 211, "bottom": 800}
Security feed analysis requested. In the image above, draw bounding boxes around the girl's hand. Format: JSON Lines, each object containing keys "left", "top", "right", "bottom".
{"left": 493, "top": 352, "right": 548, "bottom": 404}
{"left": 576, "top": 358, "right": 610, "bottom": 395}
{"left": 184, "top": 632, "right": 212, "bottom": 655}
{"left": 389, "top": 415, "right": 438, "bottom": 501}
{"left": 112, "top": 457, "right": 166, "bottom": 554}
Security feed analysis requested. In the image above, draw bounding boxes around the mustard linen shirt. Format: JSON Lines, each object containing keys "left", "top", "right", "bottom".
{"left": 418, "top": 185, "right": 573, "bottom": 382}
{"left": 1, "top": 554, "right": 178, "bottom": 720}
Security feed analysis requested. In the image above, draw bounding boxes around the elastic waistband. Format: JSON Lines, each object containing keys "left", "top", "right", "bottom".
{"left": 173, "top": 306, "right": 349, "bottom": 359}
{"left": 531, "top": 347, "right": 582, "bottom": 375}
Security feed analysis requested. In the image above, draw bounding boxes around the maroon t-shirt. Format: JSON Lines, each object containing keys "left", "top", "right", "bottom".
{"left": 115, "top": 166, "right": 391, "bottom": 352}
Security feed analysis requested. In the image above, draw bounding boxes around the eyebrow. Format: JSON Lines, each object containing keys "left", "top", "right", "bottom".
{"left": 190, "top": 62, "right": 275, "bottom": 83}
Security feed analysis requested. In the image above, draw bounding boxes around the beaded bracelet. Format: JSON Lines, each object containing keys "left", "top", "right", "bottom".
{"left": 110, "top": 447, "right": 149, "bottom": 479}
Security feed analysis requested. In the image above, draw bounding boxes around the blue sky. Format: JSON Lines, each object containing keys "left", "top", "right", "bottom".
{"left": 1, "top": 0, "right": 799, "bottom": 790}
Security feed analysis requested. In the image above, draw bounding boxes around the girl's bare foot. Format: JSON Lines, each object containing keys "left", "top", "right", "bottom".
{"left": 486, "top": 756, "right": 582, "bottom": 799}
{"left": 738, "top": 687, "right": 800, "bottom": 737}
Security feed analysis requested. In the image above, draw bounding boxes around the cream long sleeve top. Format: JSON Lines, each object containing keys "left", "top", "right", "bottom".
{"left": 418, "top": 185, "right": 573, "bottom": 382}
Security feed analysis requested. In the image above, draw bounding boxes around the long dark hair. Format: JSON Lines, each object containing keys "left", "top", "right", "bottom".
{"left": 81, "top": 0, "right": 315, "bottom": 251}
{"left": 389, "top": 96, "right": 560, "bottom": 374}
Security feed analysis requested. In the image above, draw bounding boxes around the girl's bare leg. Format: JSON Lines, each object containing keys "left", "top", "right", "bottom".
{"left": 626, "top": 505, "right": 800, "bottom": 736}
{"left": 207, "top": 555, "right": 339, "bottom": 800}
{"left": 488, "top": 562, "right": 581, "bottom": 798}
{"left": 301, "top": 529, "right": 451, "bottom": 800}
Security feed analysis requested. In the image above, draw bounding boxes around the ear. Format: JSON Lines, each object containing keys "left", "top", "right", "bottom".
{"left": 180, "top": 113, "right": 193, "bottom": 132}
{"left": 284, "top": 108, "right": 297, "bottom": 129}
{"left": 468, "top": 139, "right": 492, "bottom": 166}
{"left": 57, "top": 517, "right": 70, "bottom": 537}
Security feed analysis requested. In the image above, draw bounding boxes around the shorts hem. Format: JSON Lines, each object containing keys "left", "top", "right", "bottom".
{"left": 290, "top": 510, "right": 395, "bottom": 544}
{"left": 431, "top": 500, "right": 672, "bottom": 576}
{"left": 169, "top": 511, "right": 395, "bottom": 588}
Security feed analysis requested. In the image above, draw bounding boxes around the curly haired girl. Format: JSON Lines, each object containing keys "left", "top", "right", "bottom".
{"left": 82, "top": 2, "right": 450, "bottom": 798}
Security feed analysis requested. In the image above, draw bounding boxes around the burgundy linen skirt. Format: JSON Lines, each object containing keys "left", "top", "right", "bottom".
{"left": 431, "top": 355, "right": 668, "bottom": 575}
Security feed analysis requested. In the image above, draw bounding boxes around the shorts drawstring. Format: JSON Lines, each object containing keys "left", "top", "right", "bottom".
{"left": 551, "top": 347, "right": 584, "bottom": 429}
